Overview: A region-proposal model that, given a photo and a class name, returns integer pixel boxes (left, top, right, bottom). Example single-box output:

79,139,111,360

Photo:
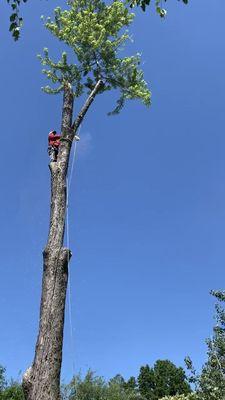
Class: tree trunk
23,84,74,400
22,80,102,400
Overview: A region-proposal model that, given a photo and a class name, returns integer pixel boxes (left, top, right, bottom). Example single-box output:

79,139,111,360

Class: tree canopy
61,367,191,400
6,0,189,40
138,360,191,400
38,0,151,115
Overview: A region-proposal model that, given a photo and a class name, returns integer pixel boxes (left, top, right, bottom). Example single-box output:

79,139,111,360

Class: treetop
38,0,151,114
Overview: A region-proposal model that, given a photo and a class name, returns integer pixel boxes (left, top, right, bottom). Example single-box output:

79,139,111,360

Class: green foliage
0,383,24,400
62,366,191,400
138,361,191,400
38,0,151,114
124,377,137,392
66,370,106,400
6,0,27,40
0,366,24,400
160,395,198,400
198,291,225,400
62,369,141,400
128,0,188,14
185,290,225,400
0,366,6,393
6,0,188,41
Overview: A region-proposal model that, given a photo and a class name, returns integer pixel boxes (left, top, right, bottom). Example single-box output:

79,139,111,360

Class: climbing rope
66,125,81,377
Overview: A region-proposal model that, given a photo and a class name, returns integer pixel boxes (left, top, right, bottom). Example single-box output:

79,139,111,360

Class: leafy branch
7,0,28,40
128,0,188,15
38,0,151,115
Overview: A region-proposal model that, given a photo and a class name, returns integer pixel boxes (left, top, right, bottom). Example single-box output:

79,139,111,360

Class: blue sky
1,0,225,384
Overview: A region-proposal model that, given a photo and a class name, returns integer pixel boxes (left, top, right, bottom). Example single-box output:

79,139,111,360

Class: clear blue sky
1,0,225,384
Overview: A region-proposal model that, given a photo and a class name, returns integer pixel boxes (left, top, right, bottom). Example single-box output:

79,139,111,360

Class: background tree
22,1,150,399
0,366,24,400
138,361,191,400
0,367,6,395
63,370,107,400
124,377,137,392
0,383,24,400
185,290,225,400
62,370,140,400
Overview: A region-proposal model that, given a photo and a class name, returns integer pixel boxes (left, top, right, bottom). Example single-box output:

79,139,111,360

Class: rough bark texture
22,81,102,400
22,83,74,400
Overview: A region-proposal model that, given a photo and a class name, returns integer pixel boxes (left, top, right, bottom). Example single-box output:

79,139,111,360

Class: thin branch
71,79,103,133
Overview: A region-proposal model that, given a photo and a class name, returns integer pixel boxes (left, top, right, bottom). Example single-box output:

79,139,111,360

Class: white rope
66,185,76,376
66,125,82,377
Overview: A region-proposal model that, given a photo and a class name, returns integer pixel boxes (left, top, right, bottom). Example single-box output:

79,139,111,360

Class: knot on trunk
60,247,72,265
43,247,72,264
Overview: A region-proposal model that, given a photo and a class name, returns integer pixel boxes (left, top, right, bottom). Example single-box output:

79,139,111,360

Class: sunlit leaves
39,0,151,114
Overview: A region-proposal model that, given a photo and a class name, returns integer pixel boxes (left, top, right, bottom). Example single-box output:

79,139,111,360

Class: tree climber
48,130,61,162
48,130,80,162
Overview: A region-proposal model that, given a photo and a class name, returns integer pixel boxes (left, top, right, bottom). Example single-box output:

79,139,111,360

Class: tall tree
22,1,150,399
138,361,191,400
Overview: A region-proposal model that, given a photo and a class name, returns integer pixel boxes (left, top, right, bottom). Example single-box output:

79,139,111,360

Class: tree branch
71,79,103,133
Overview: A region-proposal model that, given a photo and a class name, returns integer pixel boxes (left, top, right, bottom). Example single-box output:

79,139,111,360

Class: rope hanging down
66,124,81,376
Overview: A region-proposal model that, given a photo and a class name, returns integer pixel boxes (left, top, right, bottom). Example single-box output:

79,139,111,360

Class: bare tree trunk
22,80,102,400
23,84,74,400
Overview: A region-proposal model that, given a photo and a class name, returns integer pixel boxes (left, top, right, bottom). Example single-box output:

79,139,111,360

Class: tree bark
22,83,74,400
22,80,102,400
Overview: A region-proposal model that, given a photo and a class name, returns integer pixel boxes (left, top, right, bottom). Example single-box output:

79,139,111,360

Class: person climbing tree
48,130,61,162
48,130,80,162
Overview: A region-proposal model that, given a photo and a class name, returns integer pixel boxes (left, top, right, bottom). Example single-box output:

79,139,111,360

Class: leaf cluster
128,0,188,15
38,0,151,114
6,0,27,40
